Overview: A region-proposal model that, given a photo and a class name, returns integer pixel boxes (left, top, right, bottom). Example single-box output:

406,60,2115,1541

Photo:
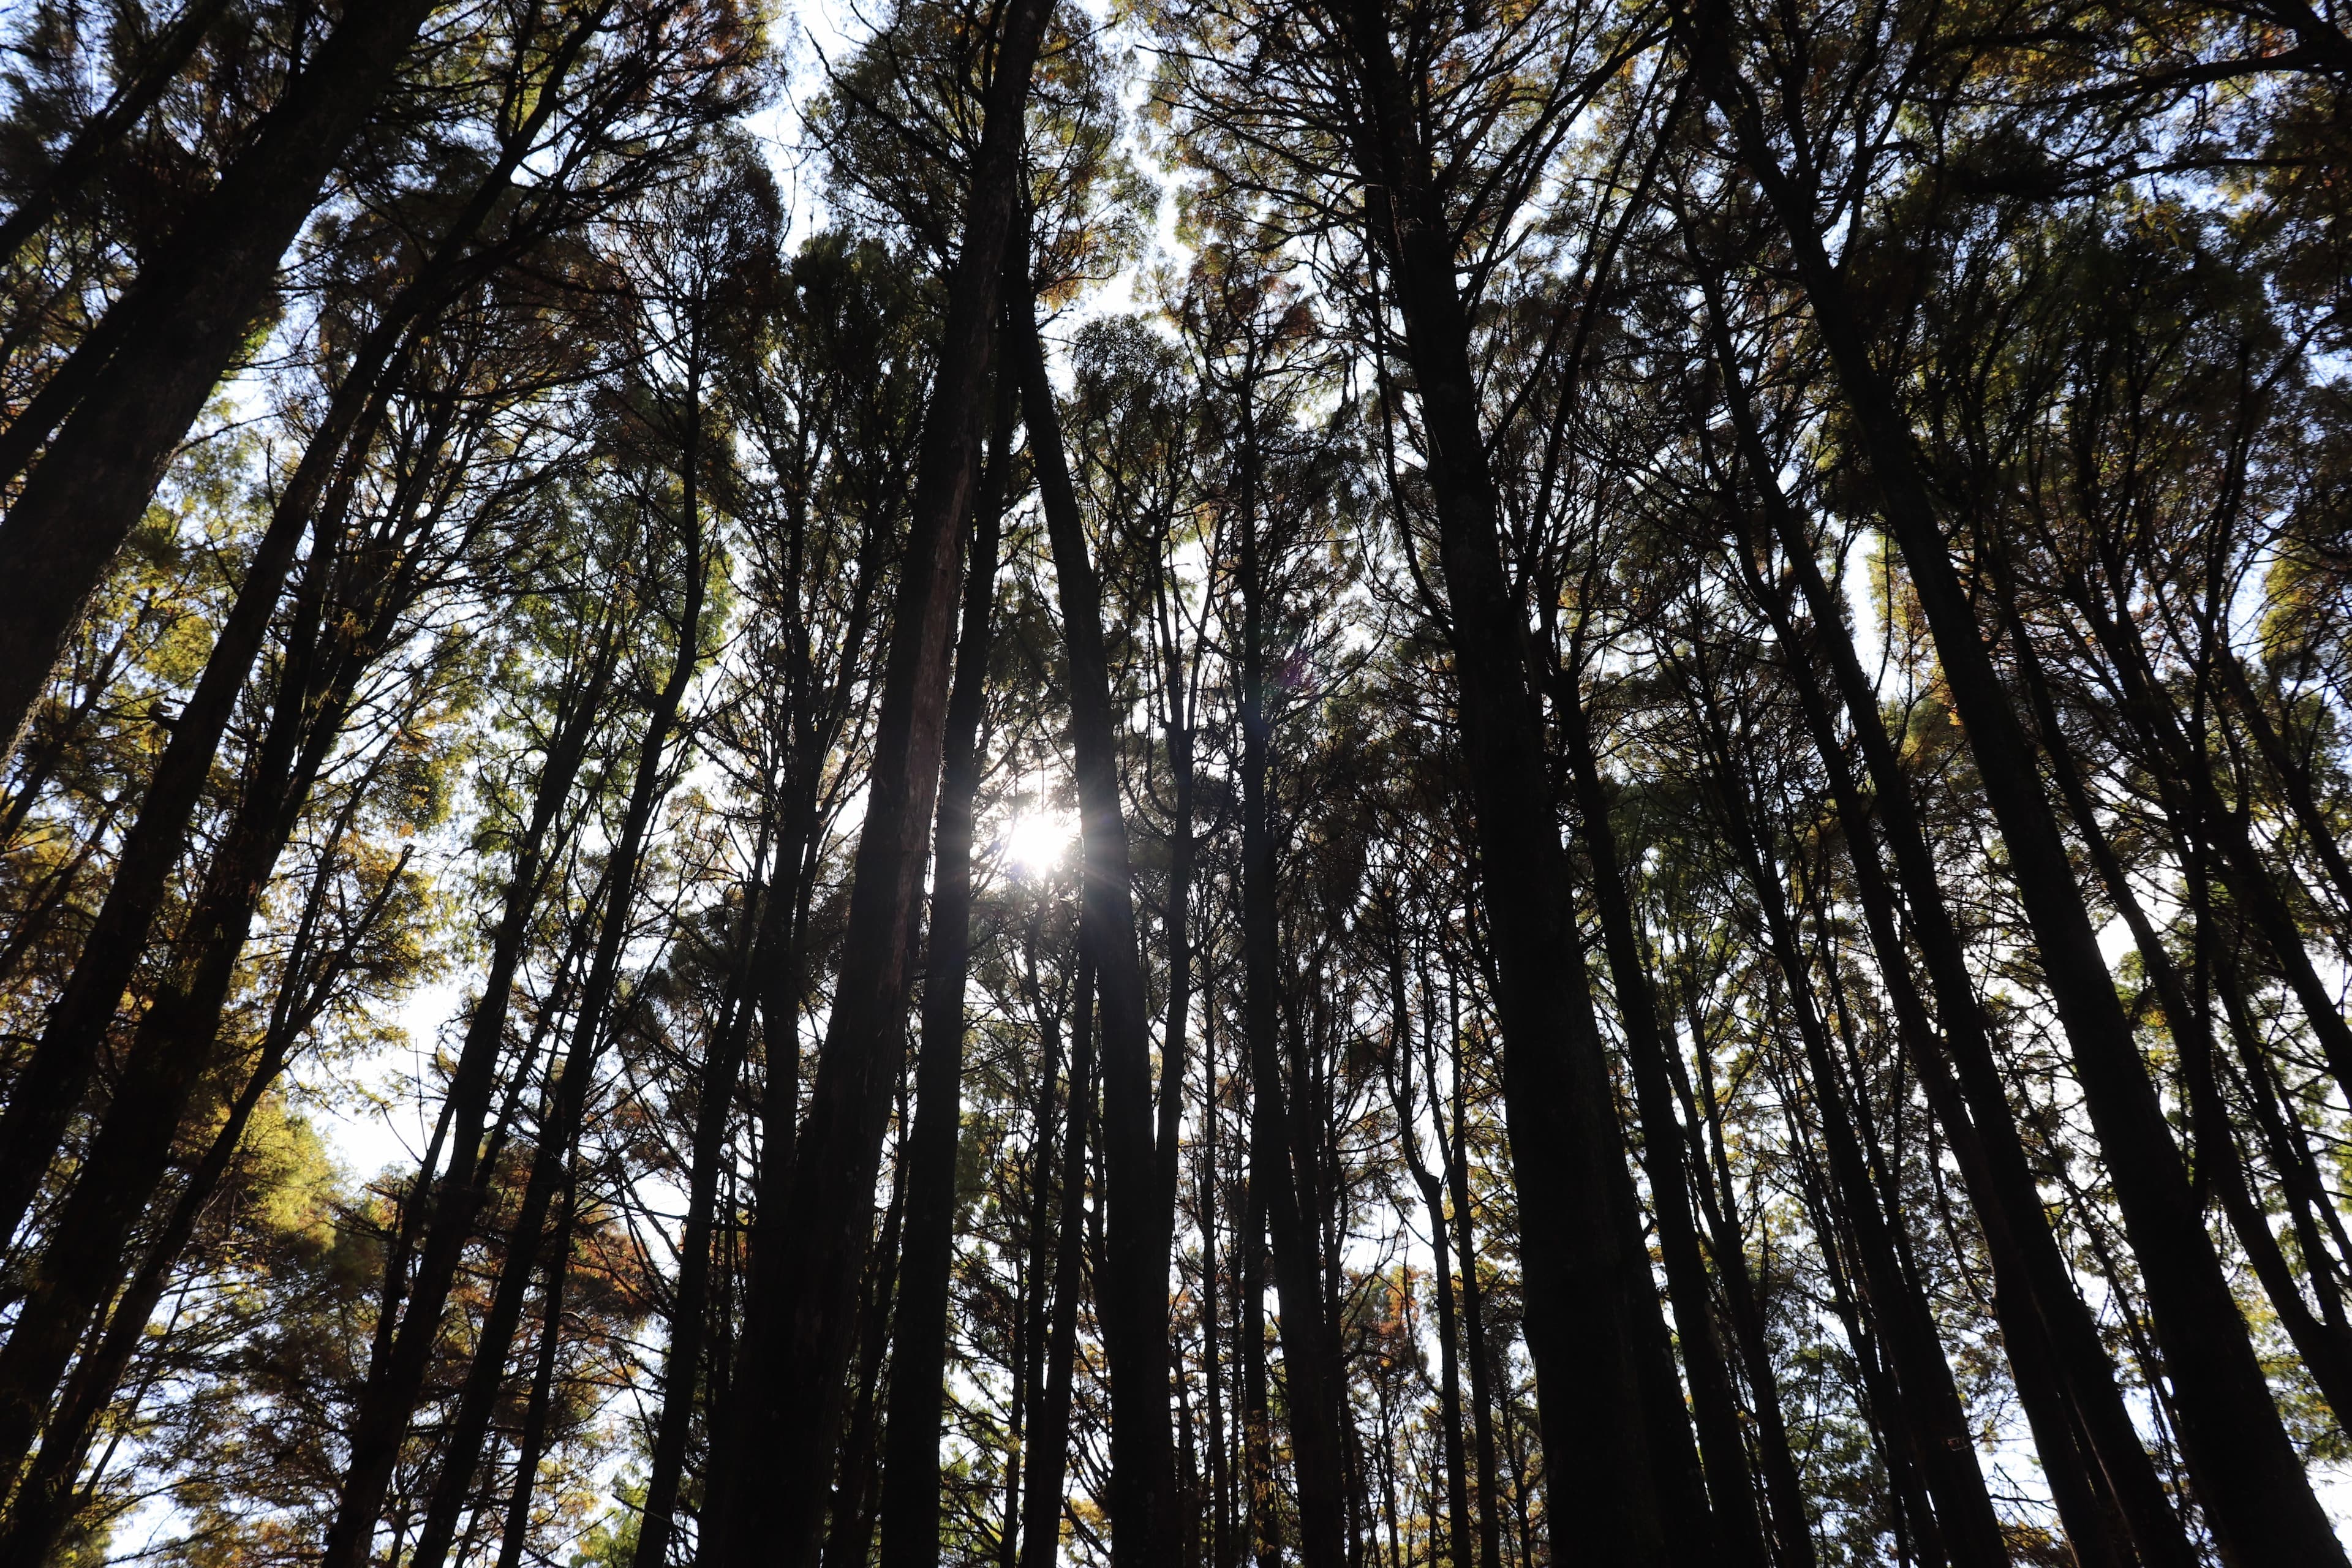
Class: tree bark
401,466,705,1568
1551,684,1772,1568
1689,235,2188,1568
1704,738,2009,1567
0,7,610,1248
632,827,773,1568
318,628,617,1568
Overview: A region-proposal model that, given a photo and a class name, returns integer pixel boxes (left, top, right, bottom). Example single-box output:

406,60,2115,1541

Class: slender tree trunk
1688,47,2342,1555
704,10,1052,1561
999,919,1075,1568
1017,268,1178,1568
0,374,393,1257
1018,953,1095,1568
401,477,705,1568
632,824,774,1568
1325,7,1714,1558
0,486,440,1479
1695,61,2342,1549
0,7,606,1242
0,842,405,1561
1200,970,1235,1568
318,635,616,1568
1221,387,1348,1568
1664,988,1817,1568
490,1171,578,1568
1241,1152,1276,1568
0,0,438,755
1994,580,2352,1425
875,371,1014,1568
1382,935,1473,1568
1706,744,2008,1567
1411,966,1504,1568
1690,241,2184,1568
1551,684,1771,1568
821,1129,911,1568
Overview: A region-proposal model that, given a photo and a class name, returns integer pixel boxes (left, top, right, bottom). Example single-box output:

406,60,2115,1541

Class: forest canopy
1,1,2350,1567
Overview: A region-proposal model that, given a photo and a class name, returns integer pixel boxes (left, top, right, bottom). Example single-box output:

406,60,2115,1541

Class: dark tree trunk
702,9,1052,1561
0,458,451,1479
1994,579,2352,1426
0,368,396,1261
1018,954,1095,1568
1241,1155,1277,1568
632,828,774,1568
400,475,706,1568
1434,992,1504,1568
1381,933,1473,1568
1691,244,2187,1568
1016,271,1179,1568
318,631,616,1568
1705,740,2009,1567
1324,7,1715,1561
998,919,1076,1568
490,1172,578,1568
1698,74,2343,1551
1223,375,1349,1568
0,844,404,1568
1664,987,1817,1568
1551,685,1771,1568
874,370,1014,1568
0,0,437,755
820,1131,911,1568
0,10,608,1249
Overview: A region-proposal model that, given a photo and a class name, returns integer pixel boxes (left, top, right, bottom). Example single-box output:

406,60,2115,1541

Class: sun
1001,809,1078,876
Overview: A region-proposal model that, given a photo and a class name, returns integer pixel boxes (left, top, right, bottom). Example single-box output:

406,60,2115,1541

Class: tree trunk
0,0,437,755
1381,933,1473,1568
875,369,1014,1568
1706,742,2009,1567
1325,7,1714,1560
702,9,1052,1561
0,840,404,1562
1223,368,1349,1568
1664,985,1817,1568
820,1129,911,1568
401,470,705,1568
1700,68,2343,1551
1690,241,2187,1568
1018,952,1095,1568
318,630,616,1568
632,827,774,1568
0,9,608,1245
1434,990,1504,1568
1552,684,1771,1568
490,1170,578,1568
0,467,448,1482
1017,270,1179,1568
